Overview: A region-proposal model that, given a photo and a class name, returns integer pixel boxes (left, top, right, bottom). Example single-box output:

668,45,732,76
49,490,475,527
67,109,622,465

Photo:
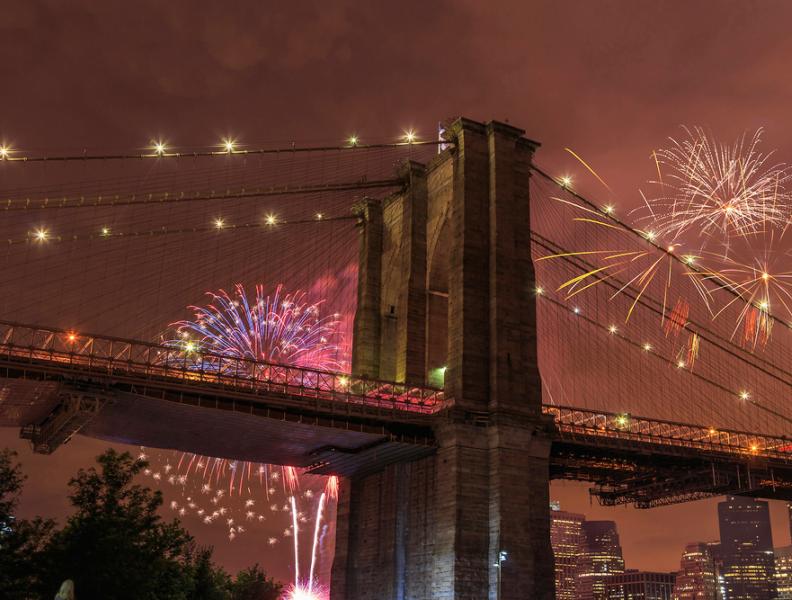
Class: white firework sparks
641,127,792,242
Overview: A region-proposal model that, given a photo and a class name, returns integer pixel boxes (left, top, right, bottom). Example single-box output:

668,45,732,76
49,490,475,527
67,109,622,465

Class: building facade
788,503,792,541
717,496,777,600
671,542,721,600
605,571,676,600
777,545,792,600
579,520,626,600
550,503,587,599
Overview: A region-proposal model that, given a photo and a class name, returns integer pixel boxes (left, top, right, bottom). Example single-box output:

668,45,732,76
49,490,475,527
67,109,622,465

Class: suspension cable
0,139,449,163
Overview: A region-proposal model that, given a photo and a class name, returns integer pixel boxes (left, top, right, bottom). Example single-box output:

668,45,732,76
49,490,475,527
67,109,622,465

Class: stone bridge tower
331,118,555,600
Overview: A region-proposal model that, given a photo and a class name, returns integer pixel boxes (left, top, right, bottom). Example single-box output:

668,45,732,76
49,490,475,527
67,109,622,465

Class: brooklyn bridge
1,117,790,599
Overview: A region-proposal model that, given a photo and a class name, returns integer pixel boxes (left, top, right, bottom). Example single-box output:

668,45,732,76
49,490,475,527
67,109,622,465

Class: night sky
2,0,792,583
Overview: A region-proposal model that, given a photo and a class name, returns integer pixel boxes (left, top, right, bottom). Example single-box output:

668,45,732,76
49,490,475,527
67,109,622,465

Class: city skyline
551,498,792,600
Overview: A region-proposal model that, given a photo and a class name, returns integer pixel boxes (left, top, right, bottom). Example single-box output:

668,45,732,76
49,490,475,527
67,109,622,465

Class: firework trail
142,446,341,590
291,495,300,584
324,475,339,501
686,238,792,347
536,197,689,324
308,492,327,591
282,490,331,600
282,485,336,598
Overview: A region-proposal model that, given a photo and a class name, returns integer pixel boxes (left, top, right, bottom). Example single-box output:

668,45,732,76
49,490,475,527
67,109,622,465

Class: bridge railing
0,320,443,414
545,405,792,463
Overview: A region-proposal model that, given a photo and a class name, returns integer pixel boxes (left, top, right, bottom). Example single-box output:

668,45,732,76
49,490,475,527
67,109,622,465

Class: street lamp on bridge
494,549,508,600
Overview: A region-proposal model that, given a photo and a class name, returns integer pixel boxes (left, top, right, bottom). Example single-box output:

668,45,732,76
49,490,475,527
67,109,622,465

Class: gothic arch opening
426,214,449,387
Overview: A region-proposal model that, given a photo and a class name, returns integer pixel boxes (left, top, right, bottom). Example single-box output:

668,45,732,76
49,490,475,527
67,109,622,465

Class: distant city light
560,175,573,188
153,141,167,155
403,130,417,143
348,135,359,146
214,218,225,229
101,227,110,236
33,228,49,242
739,390,750,400
222,138,236,153
0,145,10,159
265,214,277,226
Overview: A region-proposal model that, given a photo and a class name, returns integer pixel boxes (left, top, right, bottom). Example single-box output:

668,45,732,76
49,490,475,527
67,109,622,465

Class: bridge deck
1,320,790,500
0,320,442,423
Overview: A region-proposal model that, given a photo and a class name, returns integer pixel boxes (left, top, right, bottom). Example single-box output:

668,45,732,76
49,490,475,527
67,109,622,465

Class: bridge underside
2,362,790,505
552,438,792,506
0,374,434,478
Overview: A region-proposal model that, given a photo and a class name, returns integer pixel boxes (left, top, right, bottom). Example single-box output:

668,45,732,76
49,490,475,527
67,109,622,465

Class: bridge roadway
0,320,790,506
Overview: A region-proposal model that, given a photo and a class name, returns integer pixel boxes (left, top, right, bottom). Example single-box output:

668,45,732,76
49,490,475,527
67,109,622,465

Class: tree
1,447,285,599
230,565,282,600
37,449,195,600
0,449,55,600
0,448,24,527
187,545,232,600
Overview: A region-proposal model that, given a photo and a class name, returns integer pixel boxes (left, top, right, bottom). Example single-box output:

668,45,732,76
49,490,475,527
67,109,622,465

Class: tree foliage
187,545,232,600
230,565,282,600
36,449,194,599
0,448,24,525
0,449,55,600
0,447,283,600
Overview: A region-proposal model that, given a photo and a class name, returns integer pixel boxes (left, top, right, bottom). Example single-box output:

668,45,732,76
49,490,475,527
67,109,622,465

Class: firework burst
283,582,328,600
642,126,792,243
164,283,343,374
687,241,792,347
536,197,689,324
542,128,792,343
156,283,341,498
147,283,343,566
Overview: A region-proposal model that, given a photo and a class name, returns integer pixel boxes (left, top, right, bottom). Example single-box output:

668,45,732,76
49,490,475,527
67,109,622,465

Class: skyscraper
717,496,777,600
777,545,792,600
550,502,586,599
702,542,727,600
671,542,720,600
579,520,626,600
788,503,792,541
605,570,676,600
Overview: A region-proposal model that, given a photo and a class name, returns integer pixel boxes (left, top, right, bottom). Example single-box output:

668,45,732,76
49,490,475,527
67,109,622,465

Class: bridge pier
332,118,555,599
